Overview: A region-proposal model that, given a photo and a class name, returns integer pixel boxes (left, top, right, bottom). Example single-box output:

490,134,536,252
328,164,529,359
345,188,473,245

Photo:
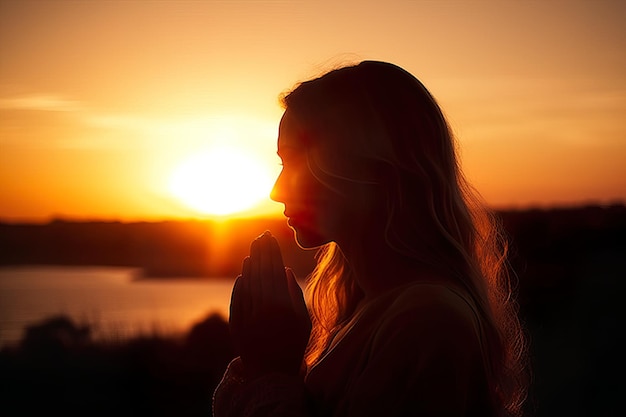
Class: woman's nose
270,171,284,203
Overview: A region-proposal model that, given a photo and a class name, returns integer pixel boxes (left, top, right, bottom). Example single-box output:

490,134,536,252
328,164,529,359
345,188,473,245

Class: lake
0,266,235,348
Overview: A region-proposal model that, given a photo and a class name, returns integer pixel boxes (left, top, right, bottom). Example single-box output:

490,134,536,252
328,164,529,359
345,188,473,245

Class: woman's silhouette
213,61,527,416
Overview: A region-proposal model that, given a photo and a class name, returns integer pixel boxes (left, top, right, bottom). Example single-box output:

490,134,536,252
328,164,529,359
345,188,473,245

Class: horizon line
1,200,624,225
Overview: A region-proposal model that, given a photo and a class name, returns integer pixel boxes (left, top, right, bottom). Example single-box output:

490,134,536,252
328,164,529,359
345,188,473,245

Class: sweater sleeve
340,287,489,417
212,357,312,417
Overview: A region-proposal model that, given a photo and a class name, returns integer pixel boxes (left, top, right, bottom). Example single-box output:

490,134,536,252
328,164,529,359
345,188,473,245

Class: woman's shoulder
373,281,484,347
393,281,478,313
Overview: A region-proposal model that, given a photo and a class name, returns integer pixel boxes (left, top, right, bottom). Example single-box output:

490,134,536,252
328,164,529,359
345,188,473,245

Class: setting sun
0,0,624,223
168,146,276,216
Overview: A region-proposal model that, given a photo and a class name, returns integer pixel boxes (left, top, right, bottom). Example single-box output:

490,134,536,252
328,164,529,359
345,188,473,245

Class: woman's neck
338,238,445,300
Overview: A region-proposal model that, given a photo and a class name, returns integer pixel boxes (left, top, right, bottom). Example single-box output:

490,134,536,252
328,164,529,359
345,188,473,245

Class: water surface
0,266,234,347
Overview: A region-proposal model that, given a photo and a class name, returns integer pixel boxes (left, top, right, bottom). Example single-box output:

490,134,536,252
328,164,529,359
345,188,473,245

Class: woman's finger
248,234,264,311
241,255,251,278
258,232,274,295
229,275,243,324
239,256,254,314
255,231,281,308
229,274,246,351
269,234,288,297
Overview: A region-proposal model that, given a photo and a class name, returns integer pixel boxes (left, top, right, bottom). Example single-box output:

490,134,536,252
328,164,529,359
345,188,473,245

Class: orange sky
1,0,625,222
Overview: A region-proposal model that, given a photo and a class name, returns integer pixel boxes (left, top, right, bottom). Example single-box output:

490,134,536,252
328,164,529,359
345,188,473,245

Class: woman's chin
290,225,328,250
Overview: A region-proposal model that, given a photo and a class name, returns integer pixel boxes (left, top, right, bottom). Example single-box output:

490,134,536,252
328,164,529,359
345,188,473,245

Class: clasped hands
230,231,312,379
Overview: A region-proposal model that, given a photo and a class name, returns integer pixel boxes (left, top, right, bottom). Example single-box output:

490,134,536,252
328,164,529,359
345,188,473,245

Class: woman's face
270,110,375,249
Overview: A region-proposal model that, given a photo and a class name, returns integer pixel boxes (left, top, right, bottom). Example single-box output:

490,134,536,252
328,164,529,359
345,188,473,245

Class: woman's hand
229,231,312,379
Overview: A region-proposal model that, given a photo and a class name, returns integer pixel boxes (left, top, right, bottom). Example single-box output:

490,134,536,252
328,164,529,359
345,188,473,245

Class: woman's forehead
277,110,308,152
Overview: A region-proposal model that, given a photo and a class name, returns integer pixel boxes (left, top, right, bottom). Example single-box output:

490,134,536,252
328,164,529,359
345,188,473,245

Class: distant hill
0,217,317,279
0,205,624,286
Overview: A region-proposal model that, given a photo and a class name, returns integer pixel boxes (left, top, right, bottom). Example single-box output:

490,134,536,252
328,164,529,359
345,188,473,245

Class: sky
0,0,625,222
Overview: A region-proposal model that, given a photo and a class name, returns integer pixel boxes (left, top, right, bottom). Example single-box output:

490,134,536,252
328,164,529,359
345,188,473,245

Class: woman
213,61,527,416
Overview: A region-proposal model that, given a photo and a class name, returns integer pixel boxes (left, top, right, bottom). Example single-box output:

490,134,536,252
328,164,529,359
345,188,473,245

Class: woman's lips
285,213,300,222
285,211,310,225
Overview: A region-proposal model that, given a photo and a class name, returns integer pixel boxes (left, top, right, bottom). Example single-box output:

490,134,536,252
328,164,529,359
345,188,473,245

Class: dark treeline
1,204,623,282
0,204,625,416
0,217,317,279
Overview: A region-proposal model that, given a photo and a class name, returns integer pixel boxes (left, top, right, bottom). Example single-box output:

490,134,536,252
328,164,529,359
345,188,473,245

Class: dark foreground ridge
1,313,233,417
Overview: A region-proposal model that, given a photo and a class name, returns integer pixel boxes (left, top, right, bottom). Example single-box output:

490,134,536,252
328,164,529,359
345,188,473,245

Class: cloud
0,94,82,112
83,112,278,151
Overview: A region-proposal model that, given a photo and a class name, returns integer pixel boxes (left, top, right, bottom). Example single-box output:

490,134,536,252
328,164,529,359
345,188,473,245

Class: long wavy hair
280,61,527,416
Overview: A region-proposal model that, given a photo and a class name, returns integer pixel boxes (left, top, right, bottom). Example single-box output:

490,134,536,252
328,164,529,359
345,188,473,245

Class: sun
168,146,275,216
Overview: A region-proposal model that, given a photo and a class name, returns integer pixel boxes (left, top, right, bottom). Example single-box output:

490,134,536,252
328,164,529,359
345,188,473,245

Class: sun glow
168,146,275,216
